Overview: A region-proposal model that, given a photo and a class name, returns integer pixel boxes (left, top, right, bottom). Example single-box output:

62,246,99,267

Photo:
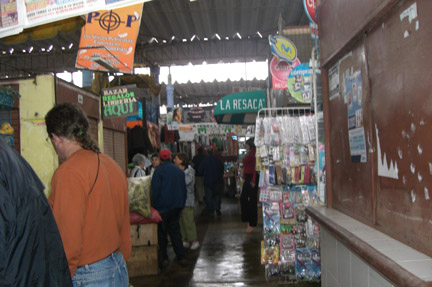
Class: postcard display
255,111,321,283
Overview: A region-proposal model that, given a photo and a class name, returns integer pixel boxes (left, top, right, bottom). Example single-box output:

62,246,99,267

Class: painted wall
19,74,58,196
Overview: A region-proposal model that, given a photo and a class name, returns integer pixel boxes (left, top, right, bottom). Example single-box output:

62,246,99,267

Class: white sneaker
190,241,200,250
183,241,190,248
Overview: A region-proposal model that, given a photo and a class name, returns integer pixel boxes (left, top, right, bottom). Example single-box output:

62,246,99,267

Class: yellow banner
75,3,143,74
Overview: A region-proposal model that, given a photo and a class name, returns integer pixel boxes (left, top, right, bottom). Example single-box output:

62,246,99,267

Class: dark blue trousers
158,208,187,261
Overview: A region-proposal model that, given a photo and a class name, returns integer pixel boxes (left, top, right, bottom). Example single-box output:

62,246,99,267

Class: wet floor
129,196,320,287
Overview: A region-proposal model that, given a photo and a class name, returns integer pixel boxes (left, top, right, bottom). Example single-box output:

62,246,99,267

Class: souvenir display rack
255,107,322,284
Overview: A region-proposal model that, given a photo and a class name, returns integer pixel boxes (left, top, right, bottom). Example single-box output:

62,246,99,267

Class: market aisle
188,196,267,287
129,196,320,287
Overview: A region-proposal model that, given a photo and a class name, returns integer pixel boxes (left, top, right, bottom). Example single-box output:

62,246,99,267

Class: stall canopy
213,90,266,125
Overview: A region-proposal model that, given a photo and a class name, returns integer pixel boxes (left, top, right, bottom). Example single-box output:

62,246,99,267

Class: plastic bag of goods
128,176,152,218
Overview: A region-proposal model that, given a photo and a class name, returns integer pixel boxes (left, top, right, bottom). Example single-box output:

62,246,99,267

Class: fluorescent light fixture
91,56,119,72
257,31,263,38
9,48,13,54
69,43,73,49
28,46,33,53
47,45,53,52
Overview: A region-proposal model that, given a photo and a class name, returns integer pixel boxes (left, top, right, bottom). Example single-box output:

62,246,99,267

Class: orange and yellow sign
75,3,143,74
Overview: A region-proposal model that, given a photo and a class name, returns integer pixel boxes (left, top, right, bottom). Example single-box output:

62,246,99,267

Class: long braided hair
45,103,100,153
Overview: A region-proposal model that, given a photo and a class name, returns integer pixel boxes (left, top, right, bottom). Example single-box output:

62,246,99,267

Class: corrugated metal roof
0,0,310,75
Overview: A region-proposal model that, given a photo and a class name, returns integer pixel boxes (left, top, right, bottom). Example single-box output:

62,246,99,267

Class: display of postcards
289,146,300,167
258,170,266,189
280,233,296,251
261,241,279,265
295,206,307,222
255,157,264,171
294,230,307,249
295,249,314,281
259,187,283,203
263,202,281,234
278,262,296,280
262,156,270,166
263,117,272,146
308,144,316,162
307,116,316,143
306,216,320,237
265,265,284,281
268,152,274,164
276,166,283,185
301,188,310,206
300,116,311,144
292,223,306,235
264,233,280,247
280,201,295,224
259,145,268,157
268,165,276,184
280,224,294,234
299,145,309,165
311,249,321,280
283,145,290,167
255,117,265,146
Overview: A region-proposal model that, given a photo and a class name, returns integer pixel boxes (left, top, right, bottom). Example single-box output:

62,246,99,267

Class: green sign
102,86,139,118
213,90,266,115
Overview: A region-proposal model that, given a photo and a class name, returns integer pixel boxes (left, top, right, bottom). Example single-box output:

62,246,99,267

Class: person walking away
45,103,131,286
240,138,258,233
192,147,206,204
151,149,188,267
130,153,147,177
146,152,160,176
0,137,72,287
174,152,200,250
199,148,224,217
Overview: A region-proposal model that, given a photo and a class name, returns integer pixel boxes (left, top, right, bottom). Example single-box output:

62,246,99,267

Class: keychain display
257,110,322,284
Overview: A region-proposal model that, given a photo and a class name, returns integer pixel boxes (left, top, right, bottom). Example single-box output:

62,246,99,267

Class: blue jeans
72,252,128,287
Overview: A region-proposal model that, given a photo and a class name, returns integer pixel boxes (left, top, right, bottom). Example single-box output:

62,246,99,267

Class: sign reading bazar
102,86,139,118
213,90,266,116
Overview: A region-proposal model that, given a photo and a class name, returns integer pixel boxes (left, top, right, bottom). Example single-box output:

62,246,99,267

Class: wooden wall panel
321,0,432,255
327,42,375,225
319,0,395,66
366,0,432,255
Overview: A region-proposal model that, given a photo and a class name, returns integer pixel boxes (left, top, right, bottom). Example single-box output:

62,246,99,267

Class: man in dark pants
151,149,188,267
199,148,224,217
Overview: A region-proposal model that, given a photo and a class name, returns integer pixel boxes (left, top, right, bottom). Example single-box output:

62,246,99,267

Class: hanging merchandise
0,86,20,147
257,107,323,284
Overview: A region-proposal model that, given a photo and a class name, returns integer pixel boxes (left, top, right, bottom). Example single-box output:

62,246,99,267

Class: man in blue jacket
151,149,187,267
0,137,72,286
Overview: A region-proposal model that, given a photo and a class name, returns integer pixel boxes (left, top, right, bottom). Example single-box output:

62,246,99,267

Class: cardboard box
127,245,158,277
130,223,158,246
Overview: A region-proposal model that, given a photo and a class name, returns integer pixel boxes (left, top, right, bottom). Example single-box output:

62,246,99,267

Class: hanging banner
268,35,297,64
303,0,318,24
213,90,266,115
287,63,312,103
102,86,139,118
0,0,152,38
182,106,216,124
270,56,301,90
75,3,143,74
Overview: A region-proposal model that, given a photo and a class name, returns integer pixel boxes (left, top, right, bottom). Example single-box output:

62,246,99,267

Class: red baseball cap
159,149,171,160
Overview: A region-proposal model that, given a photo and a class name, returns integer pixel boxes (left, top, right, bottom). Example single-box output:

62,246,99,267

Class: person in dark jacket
151,149,187,267
0,137,72,287
199,148,224,217
192,146,206,203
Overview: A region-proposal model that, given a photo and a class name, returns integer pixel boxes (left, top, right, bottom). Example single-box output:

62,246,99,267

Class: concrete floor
129,196,320,287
